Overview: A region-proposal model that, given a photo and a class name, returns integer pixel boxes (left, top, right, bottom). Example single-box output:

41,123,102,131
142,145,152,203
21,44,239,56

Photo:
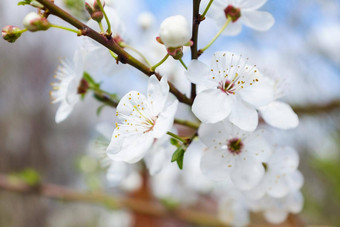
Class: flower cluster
3,0,306,226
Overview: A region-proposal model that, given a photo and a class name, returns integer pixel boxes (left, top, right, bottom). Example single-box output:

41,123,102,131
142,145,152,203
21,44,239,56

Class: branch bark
36,0,192,105
190,0,202,100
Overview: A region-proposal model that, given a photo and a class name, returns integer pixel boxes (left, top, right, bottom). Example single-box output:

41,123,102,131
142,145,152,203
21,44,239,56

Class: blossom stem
96,0,111,35
179,58,188,70
201,0,214,19
50,24,80,34
174,119,199,129
199,16,232,54
109,50,118,60
167,131,187,144
98,21,104,33
151,54,169,71
120,42,152,67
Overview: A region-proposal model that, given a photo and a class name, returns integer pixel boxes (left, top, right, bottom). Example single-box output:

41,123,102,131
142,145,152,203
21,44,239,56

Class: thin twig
35,0,192,105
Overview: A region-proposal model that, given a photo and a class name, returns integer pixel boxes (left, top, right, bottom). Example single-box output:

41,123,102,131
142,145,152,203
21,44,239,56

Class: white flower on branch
187,51,274,131
258,78,299,129
23,12,50,32
158,15,192,48
246,146,304,200
199,121,272,190
106,75,178,163
250,191,304,224
206,0,275,36
50,51,85,123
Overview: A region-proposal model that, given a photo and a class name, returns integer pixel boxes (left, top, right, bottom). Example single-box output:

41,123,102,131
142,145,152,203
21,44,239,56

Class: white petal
264,209,288,224
200,148,234,181
239,0,267,10
286,170,304,191
198,122,228,147
107,133,154,163
55,102,73,123
241,10,275,31
153,98,178,138
267,175,289,198
116,91,147,118
287,191,304,213
192,89,233,123
270,146,299,174
222,21,242,36
144,138,170,175
229,99,258,131
231,158,265,190
186,60,217,88
258,101,299,129
106,161,128,187
147,75,169,115
239,75,274,107
242,135,272,162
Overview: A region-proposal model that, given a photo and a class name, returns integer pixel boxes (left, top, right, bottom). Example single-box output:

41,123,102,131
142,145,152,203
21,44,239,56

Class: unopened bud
23,12,50,32
167,47,183,60
224,5,241,22
85,0,105,22
2,26,23,43
159,15,191,48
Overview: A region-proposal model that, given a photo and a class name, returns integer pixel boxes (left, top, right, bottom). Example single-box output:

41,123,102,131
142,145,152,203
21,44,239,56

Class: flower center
227,138,243,154
224,5,241,22
219,79,236,94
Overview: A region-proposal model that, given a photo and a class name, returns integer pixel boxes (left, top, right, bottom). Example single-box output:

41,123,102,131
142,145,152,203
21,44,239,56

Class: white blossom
246,146,304,200
206,0,275,36
23,12,50,32
50,50,85,123
199,121,272,190
187,51,274,131
250,191,304,224
159,15,191,48
258,77,299,129
106,75,178,163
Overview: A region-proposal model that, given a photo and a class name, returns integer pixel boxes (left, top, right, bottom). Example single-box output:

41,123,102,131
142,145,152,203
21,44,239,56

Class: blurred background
0,0,340,226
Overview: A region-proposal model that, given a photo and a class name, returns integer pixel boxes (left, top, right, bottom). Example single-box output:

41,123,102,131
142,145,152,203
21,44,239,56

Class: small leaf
171,147,185,169
96,104,106,116
18,0,32,6
176,151,185,169
83,71,96,86
171,147,183,162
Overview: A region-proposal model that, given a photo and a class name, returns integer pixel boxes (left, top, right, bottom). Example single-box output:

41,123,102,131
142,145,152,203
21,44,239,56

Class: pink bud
2,25,23,43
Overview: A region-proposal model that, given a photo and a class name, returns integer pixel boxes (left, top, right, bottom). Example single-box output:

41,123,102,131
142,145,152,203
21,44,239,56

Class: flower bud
2,26,23,43
138,12,155,30
159,15,191,48
85,0,105,22
23,12,50,32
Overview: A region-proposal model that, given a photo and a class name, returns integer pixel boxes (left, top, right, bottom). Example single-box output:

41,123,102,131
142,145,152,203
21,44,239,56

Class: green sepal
170,138,180,147
96,104,106,116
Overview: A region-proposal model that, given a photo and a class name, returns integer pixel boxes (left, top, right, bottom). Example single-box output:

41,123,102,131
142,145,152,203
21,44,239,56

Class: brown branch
35,0,192,105
292,100,340,115
190,0,202,100
0,174,226,226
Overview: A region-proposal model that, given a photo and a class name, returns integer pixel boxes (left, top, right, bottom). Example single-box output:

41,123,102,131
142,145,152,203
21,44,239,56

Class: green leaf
96,104,106,116
83,71,98,87
171,147,185,169
18,0,32,6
